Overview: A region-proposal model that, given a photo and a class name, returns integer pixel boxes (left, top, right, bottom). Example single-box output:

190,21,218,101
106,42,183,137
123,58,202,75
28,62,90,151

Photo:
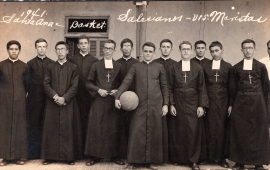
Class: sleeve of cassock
168,65,175,105
43,64,58,99
24,64,30,93
62,66,79,103
261,64,270,121
115,65,136,100
229,66,238,106
197,67,209,108
159,65,169,106
85,63,99,98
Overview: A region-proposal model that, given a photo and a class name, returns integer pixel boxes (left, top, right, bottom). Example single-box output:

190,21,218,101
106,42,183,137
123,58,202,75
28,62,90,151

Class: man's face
55,44,68,61
180,44,192,61
143,46,155,61
210,46,223,61
160,42,173,57
8,44,20,60
241,43,255,59
77,38,89,53
36,42,47,57
103,43,115,59
267,43,270,57
195,44,206,58
121,42,133,58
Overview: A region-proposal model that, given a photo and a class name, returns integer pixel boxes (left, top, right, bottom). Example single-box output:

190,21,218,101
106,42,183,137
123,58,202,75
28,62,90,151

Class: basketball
119,91,139,111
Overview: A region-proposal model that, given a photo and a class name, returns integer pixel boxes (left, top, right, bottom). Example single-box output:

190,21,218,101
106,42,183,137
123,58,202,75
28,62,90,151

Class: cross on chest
106,71,111,82
214,72,219,82
183,72,188,83
248,71,253,84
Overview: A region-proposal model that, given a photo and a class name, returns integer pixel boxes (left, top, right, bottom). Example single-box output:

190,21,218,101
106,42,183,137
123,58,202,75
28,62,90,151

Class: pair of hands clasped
115,100,169,116
98,89,118,97
53,94,66,106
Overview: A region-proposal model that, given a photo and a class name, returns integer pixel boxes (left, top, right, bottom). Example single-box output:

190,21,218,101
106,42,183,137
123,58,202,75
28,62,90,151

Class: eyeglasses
104,47,114,52
181,48,191,52
268,47,270,50
56,48,67,52
242,47,254,51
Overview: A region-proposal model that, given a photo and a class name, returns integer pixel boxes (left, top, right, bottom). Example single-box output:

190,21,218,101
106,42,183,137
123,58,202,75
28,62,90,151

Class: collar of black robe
57,60,67,66
122,56,132,61
8,57,19,63
196,56,205,61
161,56,170,60
80,51,89,57
143,59,153,64
37,55,46,60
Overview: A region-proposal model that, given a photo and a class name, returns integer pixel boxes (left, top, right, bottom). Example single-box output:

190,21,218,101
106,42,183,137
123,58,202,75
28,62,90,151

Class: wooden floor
0,159,270,170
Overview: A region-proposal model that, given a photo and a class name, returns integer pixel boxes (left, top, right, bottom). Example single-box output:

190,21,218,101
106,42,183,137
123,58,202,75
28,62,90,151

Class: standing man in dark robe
0,40,29,166
168,41,209,170
68,35,98,151
153,39,177,163
115,42,169,170
229,39,269,170
116,38,139,160
203,41,232,168
42,41,82,165
84,39,124,166
27,38,54,160
191,40,211,68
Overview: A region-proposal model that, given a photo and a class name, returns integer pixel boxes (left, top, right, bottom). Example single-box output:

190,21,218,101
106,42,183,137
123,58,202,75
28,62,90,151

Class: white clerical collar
38,56,46,60
243,58,253,70
212,59,221,70
144,60,153,64
161,56,170,60
58,60,67,65
122,56,131,61
9,58,19,63
196,56,205,61
182,60,190,71
80,52,89,57
104,59,113,69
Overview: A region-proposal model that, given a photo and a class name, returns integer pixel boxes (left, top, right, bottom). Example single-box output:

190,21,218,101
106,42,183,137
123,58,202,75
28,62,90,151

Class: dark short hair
120,38,133,48
209,41,223,50
179,41,192,50
7,40,21,50
194,40,206,49
35,38,47,48
160,39,173,48
104,39,116,49
142,42,156,52
77,34,89,44
55,41,69,50
241,39,256,49
267,40,270,47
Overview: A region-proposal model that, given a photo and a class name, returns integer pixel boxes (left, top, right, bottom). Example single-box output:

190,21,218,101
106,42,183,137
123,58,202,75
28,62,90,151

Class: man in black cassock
191,40,211,68
84,39,124,166
115,42,169,170
42,41,82,165
203,41,232,168
116,38,139,160
68,35,98,150
27,38,54,160
168,41,209,170
0,40,28,166
153,39,177,163
229,39,269,170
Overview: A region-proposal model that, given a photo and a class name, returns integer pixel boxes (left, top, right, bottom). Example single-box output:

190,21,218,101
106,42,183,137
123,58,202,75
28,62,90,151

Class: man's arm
62,66,79,103
43,64,58,99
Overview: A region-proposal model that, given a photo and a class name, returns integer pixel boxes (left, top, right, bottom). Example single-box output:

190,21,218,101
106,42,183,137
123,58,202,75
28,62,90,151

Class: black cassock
168,60,209,164
203,59,232,161
0,59,28,160
115,61,169,164
68,53,98,148
191,57,211,69
27,56,54,159
84,59,123,158
229,59,269,165
116,57,139,159
42,61,82,161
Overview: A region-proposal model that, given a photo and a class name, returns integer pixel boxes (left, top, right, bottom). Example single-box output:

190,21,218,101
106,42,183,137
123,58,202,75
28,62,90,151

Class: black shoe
15,159,26,165
219,160,229,168
255,165,264,170
67,161,75,165
0,160,9,166
43,160,52,165
111,158,125,165
147,164,158,170
232,163,244,170
86,157,100,166
125,163,136,169
191,163,200,170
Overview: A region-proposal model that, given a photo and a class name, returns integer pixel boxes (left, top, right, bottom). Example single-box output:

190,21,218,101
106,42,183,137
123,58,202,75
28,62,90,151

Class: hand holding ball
119,91,139,111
